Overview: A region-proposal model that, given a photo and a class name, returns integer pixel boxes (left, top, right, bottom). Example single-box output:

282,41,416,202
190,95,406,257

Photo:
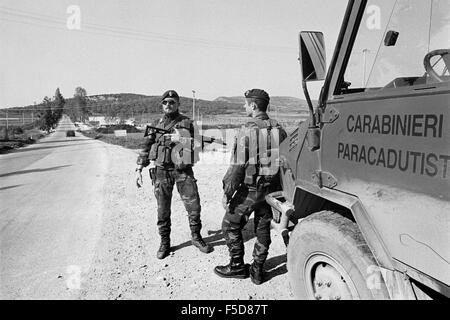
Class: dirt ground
79,144,294,300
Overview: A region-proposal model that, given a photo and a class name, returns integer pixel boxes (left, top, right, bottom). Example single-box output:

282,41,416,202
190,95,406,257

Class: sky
0,0,348,108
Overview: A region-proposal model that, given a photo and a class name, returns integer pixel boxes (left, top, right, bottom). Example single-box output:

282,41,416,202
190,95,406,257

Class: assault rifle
144,125,227,146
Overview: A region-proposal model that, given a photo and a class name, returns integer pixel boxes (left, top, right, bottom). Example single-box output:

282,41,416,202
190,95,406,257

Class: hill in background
85,94,311,122
1,93,311,129
215,96,312,114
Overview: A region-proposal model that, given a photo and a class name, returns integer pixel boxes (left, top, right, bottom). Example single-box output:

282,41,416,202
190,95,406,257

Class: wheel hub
304,253,360,300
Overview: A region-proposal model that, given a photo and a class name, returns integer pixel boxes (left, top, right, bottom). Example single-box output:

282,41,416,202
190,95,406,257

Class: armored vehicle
266,0,449,299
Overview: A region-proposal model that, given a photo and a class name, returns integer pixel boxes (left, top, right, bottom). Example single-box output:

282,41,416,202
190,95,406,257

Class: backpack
243,118,284,188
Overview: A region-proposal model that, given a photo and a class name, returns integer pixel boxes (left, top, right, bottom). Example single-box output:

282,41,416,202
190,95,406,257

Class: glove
148,160,156,185
136,169,143,188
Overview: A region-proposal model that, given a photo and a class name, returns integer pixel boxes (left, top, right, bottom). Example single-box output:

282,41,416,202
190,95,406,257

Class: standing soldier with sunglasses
135,90,212,259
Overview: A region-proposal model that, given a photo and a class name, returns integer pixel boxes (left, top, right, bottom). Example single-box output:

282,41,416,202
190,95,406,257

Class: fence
132,112,308,135
0,110,40,140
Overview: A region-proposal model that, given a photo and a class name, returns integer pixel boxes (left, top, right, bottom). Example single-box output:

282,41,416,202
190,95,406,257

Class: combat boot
156,238,171,260
214,257,249,279
250,261,265,285
191,232,213,253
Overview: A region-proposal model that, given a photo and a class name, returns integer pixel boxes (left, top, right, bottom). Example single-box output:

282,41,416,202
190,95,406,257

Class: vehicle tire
287,210,390,300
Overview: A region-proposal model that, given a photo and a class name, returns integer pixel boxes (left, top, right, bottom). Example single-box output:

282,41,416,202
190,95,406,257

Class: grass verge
0,128,46,154
81,130,144,149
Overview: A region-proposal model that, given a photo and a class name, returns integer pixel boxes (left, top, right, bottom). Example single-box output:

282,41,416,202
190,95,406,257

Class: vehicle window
341,0,450,94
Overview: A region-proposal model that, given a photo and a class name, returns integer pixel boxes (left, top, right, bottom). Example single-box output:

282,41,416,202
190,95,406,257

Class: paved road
0,116,293,300
0,116,109,299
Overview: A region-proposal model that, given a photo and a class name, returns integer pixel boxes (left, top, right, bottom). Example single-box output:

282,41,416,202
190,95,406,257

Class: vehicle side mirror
299,31,326,81
384,30,399,46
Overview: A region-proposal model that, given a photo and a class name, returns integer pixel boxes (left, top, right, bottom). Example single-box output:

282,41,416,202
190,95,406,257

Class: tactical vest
148,114,197,169
243,118,283,188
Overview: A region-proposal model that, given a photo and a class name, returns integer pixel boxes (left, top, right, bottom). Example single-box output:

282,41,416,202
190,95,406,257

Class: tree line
34,86,90,132
85,96,243,121
37,88,65,133
2,88,244,131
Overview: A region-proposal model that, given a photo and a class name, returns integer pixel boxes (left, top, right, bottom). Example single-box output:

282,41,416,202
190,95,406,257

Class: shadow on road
264,254,288,281
0,184,24,191
171,219,257,252
171,217,288,281
0,145,108,161
0,165,72,178
4,142,96,154
36,139,89,144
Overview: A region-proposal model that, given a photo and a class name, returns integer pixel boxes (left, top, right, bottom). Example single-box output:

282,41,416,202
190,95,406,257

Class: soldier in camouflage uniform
214,89,287,285
135,90,212,259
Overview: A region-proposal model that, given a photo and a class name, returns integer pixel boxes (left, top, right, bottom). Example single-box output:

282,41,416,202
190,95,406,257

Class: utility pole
192,90,196,121
33,102,36,124
362,48,370,87
5,109,9,140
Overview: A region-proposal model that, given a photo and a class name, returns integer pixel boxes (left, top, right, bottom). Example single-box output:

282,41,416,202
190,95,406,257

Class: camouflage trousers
151,166,202,239
222,185,273,264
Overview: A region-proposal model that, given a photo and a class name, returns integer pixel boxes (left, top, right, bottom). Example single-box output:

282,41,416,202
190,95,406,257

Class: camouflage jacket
136,111,199,170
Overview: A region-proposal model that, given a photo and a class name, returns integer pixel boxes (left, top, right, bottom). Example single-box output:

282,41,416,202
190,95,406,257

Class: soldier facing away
135,90,212,259
214,89,287,285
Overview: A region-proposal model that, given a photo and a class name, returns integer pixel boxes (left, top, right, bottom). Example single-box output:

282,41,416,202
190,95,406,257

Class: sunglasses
162,100,177,106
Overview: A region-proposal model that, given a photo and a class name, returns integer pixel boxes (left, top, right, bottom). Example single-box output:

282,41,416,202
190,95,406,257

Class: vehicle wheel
287,210,389,300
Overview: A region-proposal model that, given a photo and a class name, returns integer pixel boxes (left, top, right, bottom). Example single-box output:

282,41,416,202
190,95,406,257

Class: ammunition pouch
149,144,158,161
156,144,172,165
244,163,257,186
149,134,175,167
244,165,280,191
